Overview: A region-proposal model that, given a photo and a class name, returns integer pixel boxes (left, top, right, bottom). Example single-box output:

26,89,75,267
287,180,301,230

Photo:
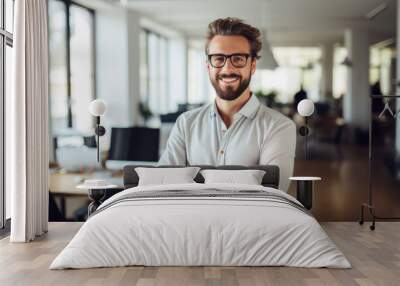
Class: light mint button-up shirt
158,95,296,191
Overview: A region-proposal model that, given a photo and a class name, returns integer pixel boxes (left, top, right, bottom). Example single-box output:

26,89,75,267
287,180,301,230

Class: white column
343,28,370,130
320,42,334,102
97,7,132,127
96,7,141,149
127,10,141,126
396,0,400,155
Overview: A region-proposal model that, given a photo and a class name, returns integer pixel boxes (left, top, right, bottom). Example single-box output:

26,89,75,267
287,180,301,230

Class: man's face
207,35,256,101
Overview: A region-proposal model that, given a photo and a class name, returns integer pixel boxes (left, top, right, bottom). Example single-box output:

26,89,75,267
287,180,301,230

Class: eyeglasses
208,53,251,68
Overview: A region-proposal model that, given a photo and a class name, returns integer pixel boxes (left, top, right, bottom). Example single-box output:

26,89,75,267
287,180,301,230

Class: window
48,0,95,135
141,29,190,115
188,47,214,104
333,46,347,99
140,30,170,114
370,46,395,95
1,0,14,230
251,47,322,103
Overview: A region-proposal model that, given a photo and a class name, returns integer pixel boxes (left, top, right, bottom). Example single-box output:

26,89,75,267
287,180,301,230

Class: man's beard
210,72,251,101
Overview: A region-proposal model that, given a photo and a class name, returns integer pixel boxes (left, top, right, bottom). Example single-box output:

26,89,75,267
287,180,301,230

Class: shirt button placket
218,149,225,164
219,129,227,164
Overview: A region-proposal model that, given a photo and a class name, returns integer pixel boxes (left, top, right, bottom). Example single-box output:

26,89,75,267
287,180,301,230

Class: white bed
50,183,351,269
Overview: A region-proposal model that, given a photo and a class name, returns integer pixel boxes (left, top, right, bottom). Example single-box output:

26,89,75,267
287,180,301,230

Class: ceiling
122,0,397,46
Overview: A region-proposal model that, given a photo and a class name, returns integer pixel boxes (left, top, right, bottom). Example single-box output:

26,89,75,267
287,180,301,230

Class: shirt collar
210,93,260,119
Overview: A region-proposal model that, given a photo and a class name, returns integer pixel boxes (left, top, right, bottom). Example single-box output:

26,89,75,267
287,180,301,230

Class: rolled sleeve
158,115,187,165
259,119,296,192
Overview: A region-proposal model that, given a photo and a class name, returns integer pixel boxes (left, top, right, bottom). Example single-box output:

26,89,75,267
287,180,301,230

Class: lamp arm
96,117,100,163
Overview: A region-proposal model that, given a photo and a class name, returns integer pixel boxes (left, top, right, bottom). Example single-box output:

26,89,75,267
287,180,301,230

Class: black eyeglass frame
207,53,252,68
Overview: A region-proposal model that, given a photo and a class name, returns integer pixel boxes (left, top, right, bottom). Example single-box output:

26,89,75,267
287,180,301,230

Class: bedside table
77,184,121,216
289,177,321,210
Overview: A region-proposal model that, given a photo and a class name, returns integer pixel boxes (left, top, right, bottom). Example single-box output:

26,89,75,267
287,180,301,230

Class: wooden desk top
49,171,123,196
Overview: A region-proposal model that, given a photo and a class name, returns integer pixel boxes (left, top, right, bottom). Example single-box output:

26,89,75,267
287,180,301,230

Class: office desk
105,160,158,171
49,171,123,218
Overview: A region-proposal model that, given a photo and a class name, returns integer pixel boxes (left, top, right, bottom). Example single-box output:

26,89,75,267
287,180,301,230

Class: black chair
160,111,183,123
48,192,66,222
108,127,160,161
83,135,97,148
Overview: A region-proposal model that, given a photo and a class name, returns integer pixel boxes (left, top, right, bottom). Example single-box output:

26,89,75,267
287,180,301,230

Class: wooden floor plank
0,222,400,286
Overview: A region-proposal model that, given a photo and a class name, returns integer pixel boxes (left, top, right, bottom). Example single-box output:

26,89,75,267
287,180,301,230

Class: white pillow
135,167,200,186
200,169,266,185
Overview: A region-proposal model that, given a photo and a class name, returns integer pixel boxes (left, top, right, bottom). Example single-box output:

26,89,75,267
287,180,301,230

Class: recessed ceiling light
365,2,387,20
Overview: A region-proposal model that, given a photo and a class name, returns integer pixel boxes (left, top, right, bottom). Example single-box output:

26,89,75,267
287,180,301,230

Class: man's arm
259,120,296,192
158,115,187,165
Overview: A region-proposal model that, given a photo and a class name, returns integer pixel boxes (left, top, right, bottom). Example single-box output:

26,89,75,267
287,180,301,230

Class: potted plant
255,90,278,107
139,102,153,125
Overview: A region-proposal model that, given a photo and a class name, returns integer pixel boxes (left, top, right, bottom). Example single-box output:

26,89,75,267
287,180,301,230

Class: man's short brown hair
205,17,262,60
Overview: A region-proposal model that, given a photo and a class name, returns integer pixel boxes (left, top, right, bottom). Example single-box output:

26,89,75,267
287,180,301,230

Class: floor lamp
297,99,315,160
89,99,107,163
290,99,321,210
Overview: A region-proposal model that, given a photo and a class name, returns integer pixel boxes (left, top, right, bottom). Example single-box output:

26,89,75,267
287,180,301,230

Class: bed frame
123,165,280,189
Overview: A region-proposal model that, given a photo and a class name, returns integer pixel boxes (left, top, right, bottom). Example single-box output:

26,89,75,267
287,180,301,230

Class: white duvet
50,183,351,269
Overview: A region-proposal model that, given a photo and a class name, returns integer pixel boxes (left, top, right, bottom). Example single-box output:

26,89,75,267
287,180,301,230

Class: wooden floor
289,144,400,221
1,222,399,286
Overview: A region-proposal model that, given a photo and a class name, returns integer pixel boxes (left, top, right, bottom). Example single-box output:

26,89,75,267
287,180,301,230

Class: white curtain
8,0,49,242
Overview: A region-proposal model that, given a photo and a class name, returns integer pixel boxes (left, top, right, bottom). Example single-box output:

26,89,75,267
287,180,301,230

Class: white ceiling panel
121,0,396,45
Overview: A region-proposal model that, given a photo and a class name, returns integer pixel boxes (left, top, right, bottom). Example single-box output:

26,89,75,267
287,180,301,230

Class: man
159,18,296,192
293,84,308,110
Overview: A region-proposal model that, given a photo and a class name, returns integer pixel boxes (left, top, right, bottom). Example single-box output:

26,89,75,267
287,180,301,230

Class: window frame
140,28,173,114
0,0,14,232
